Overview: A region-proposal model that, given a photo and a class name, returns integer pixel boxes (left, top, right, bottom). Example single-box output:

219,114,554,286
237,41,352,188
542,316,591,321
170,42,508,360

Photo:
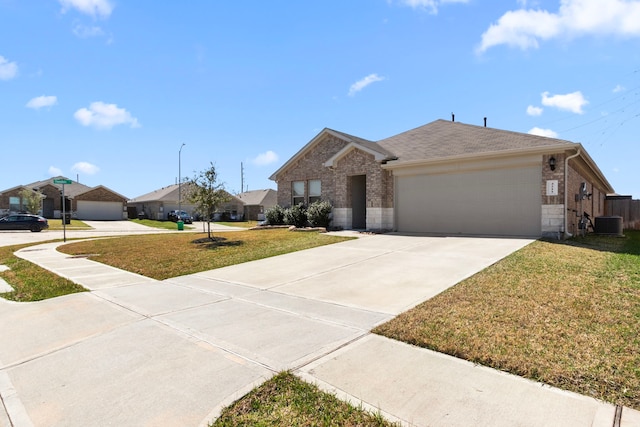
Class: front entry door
351,175,366,229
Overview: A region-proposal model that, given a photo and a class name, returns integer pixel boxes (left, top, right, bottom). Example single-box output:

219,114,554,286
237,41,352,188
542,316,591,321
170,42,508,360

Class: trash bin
177,220,184,230
63,213,71,225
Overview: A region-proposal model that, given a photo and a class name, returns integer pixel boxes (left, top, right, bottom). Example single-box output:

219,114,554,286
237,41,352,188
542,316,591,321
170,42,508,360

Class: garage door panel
396,167,541,237
76,201,123,221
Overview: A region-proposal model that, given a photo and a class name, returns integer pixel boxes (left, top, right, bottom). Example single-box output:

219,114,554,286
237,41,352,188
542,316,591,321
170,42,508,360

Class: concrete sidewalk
1,234,638,426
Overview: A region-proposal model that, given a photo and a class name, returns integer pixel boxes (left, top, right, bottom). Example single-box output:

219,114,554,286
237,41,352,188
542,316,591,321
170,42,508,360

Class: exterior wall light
549,156,556,171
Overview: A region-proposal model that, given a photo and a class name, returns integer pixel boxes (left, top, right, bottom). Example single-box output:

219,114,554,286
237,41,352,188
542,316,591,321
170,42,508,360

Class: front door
351,175,366,229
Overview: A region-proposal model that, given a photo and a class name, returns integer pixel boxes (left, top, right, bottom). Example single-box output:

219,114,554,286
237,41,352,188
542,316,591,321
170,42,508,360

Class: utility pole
179,143,186,226
240,162,244,194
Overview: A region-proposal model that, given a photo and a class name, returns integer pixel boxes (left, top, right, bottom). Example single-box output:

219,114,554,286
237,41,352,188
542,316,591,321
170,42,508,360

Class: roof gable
269,128,393,181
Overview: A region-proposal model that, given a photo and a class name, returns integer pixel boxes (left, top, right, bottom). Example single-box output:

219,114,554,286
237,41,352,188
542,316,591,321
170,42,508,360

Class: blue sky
1,0,639,198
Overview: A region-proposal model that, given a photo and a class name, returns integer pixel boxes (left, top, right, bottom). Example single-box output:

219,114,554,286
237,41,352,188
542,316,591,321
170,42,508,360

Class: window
292,181,305,205
9,197,20,212
308,180,321,204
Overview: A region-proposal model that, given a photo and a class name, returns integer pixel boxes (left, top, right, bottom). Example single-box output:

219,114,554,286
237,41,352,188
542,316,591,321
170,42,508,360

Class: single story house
128,184,248,221
128,183,198,220
0,177,128,220
237,189,277,220
269,119,614,238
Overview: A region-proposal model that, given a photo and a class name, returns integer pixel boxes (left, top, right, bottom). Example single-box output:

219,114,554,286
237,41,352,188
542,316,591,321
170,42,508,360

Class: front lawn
374,231,640,410
57,229,352,280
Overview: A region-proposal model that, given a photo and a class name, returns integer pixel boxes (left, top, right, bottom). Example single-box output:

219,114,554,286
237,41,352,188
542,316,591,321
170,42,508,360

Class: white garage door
76,201,123,220
396,166,541,237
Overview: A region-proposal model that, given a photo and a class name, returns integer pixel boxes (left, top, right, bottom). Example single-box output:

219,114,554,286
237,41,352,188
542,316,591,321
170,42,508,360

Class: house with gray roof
237,189,277,220
269,119,614,237
129,184,246,221
0,177,127,220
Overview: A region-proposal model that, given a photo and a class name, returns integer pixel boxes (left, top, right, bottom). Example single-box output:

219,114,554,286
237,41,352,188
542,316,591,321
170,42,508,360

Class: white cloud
528,127,558,138
527,105,543,116
477,0,640,53
71,161,100,175
251,150,279,166
73,24,105,38
59,0,114,18
26,95,58,110
48,166,63,176
0,55,18,80
348,74,385,97
74,102,140,130
397,0,469,14
613,84,625,93
541,91,588,114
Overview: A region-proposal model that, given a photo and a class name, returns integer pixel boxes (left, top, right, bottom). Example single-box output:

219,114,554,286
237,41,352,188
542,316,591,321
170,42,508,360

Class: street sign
54,179,72,184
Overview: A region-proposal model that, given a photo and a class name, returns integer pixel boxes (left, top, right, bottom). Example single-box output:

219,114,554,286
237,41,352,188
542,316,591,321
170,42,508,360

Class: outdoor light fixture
549,156,556,171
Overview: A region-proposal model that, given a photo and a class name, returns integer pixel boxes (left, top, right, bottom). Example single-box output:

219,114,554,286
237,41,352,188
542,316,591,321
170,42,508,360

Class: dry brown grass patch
374,233,640,409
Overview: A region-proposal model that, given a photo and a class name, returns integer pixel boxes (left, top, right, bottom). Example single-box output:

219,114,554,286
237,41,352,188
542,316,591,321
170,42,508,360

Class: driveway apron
3,233,632,426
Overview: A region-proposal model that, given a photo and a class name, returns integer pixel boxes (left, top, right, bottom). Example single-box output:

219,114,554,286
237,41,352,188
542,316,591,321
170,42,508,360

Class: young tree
19,188,42,215
186,163,230,239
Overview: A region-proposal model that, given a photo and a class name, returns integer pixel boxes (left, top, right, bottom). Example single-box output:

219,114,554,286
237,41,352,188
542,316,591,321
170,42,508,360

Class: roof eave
381,143,578,170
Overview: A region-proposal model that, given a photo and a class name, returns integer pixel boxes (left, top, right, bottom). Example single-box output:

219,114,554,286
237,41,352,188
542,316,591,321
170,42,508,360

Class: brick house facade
271,120,614,237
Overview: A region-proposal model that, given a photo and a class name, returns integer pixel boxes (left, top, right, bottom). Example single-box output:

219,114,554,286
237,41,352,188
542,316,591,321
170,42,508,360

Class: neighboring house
269,119,615,238
128,184,246,221
128,183,197,220
216,192,245,221
237,189,277,220
0,177,128,220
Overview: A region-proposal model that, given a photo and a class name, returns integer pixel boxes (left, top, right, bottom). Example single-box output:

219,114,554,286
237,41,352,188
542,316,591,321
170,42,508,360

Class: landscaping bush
265,205,285,225
306,200,332,227
284,203,308,228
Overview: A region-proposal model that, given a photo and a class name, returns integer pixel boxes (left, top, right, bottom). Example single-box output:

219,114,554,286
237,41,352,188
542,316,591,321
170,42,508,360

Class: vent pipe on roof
484,117,487,127
451,113,455,122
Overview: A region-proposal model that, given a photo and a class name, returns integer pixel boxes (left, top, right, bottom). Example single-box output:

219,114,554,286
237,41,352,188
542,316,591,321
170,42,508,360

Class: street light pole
179,143,186,221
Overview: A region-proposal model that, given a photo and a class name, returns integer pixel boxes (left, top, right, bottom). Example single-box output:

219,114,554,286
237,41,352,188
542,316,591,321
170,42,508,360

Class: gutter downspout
564,149,581,238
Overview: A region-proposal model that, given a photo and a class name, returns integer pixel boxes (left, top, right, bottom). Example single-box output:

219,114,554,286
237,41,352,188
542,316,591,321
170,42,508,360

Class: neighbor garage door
396,166,541,237
76,201,123,220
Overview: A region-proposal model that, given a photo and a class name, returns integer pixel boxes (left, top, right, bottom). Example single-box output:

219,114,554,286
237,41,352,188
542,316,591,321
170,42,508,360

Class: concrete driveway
4,232,632,426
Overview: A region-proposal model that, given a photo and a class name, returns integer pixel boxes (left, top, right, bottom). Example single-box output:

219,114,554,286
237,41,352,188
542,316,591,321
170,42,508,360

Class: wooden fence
605,197,640,230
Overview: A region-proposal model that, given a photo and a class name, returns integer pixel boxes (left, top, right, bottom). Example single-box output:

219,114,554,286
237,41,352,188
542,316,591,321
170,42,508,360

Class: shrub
284,203,308,228
265,205,285,225
306,200,332,227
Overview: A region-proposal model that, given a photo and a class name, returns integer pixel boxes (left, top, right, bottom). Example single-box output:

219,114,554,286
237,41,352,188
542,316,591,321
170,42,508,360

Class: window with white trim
308,179,321,204
292,181,305,205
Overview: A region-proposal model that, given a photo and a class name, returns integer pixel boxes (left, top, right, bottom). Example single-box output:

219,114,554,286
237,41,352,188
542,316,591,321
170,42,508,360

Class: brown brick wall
334,149,393,209
72,187,126,210
566,158,606,233
275,134,347,207
274,134,393,209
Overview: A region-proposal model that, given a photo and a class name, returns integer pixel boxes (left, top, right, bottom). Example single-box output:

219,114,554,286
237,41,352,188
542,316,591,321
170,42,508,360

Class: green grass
0,243,87,301
374,230,640,410
47,219,91,230
216,220,258,228
130,218,196,230
58,229,352,280
212,372,398,427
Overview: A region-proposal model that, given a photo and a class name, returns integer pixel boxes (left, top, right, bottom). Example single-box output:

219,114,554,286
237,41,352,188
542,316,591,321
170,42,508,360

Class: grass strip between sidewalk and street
211,371,398,427
0,243,86,301
374,231,640,410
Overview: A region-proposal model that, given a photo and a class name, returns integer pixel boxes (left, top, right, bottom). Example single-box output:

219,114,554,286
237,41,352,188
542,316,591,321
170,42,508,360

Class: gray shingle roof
377,119,576,162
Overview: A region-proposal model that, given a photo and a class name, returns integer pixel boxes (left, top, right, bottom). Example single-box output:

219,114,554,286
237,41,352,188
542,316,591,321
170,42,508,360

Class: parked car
0,214,49,232
167,210,193,224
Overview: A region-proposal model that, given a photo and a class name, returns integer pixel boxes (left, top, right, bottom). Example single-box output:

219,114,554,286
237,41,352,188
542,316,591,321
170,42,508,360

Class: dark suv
167,210,193,224
0,214,49,232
